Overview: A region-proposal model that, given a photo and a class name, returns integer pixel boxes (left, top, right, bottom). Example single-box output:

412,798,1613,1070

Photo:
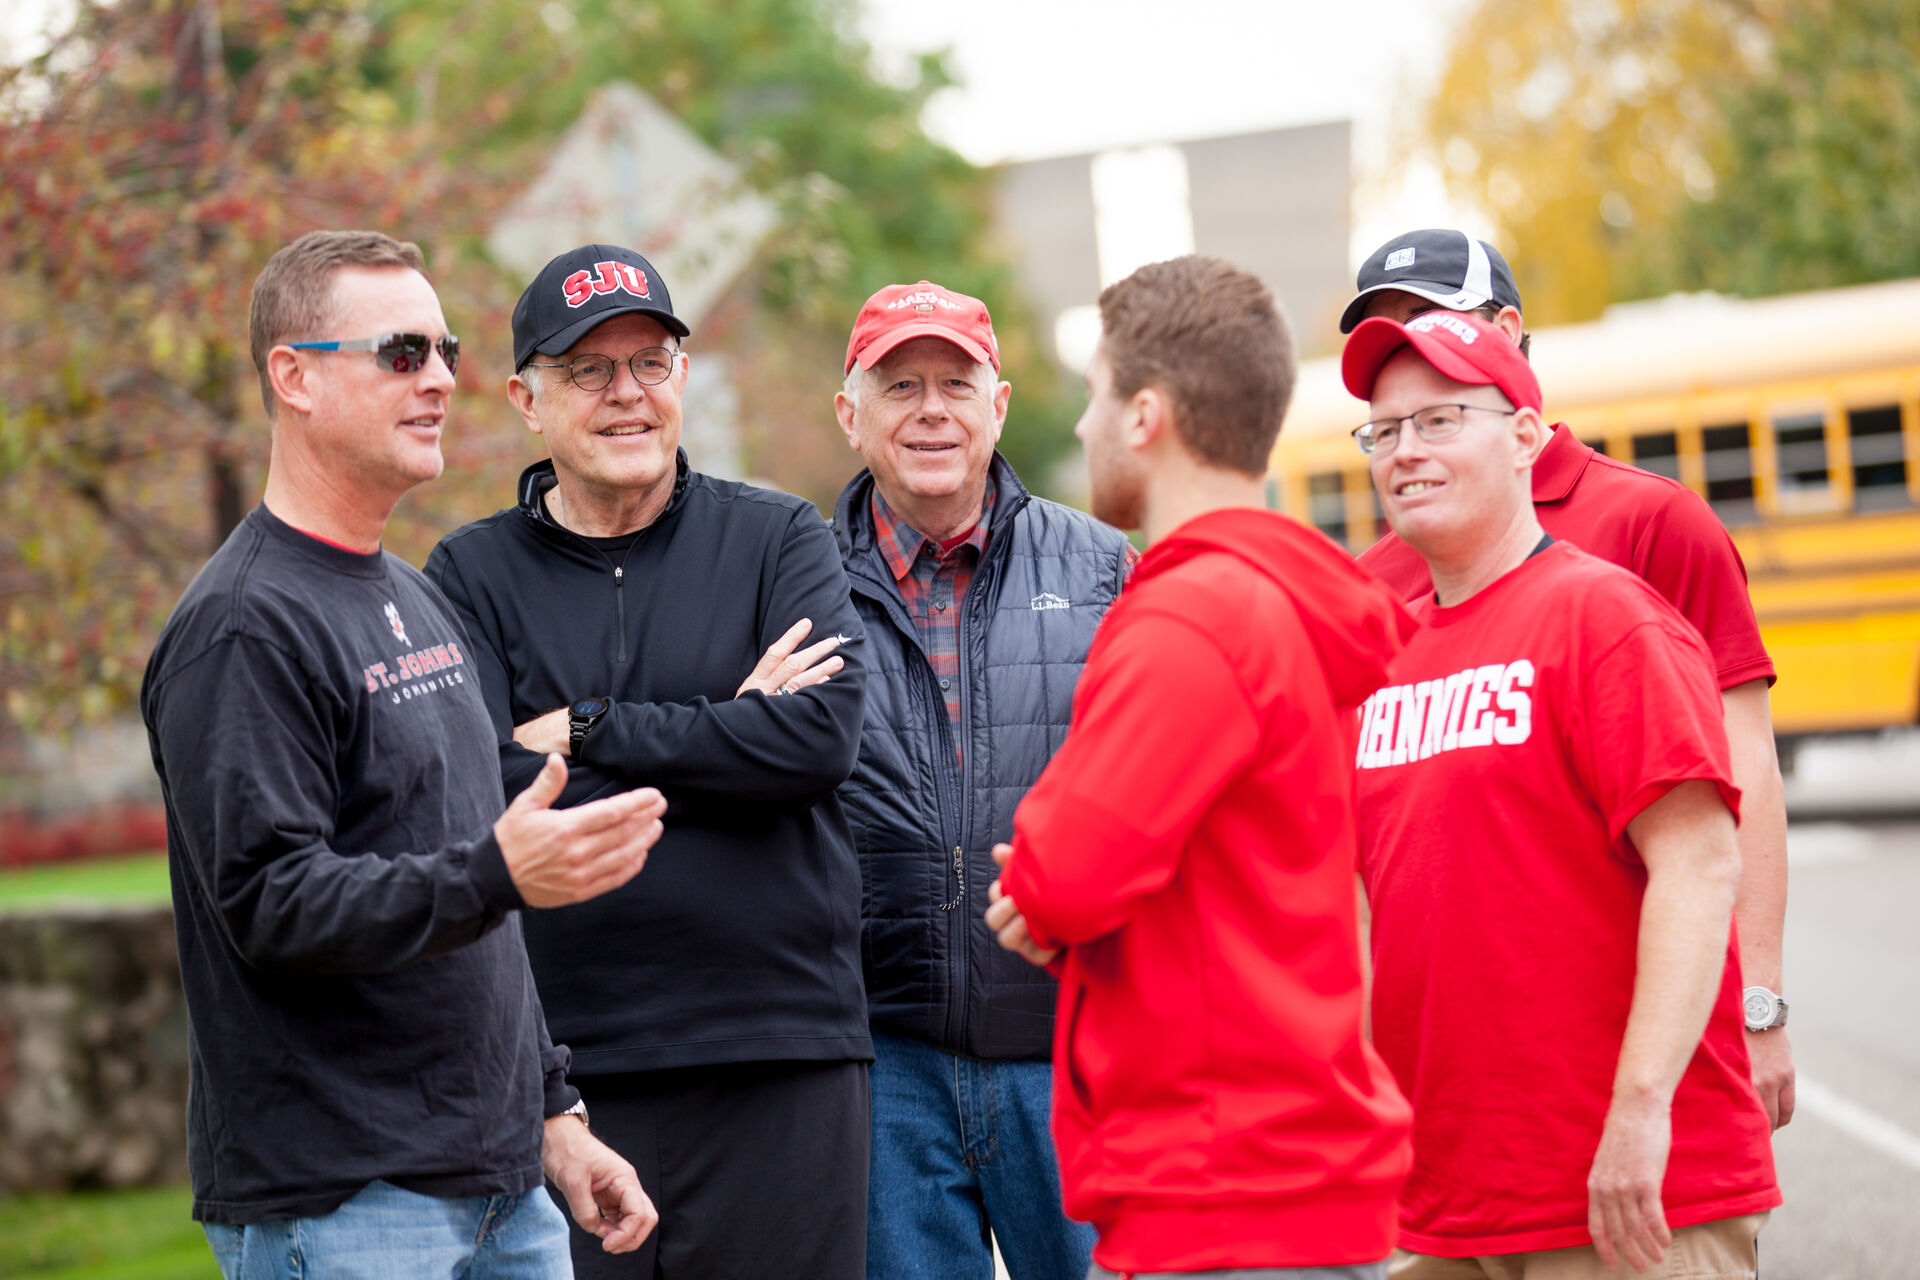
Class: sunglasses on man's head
288,332,460,376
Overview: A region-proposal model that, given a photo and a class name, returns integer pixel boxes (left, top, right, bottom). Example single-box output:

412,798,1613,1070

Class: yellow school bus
1271,277,1920,734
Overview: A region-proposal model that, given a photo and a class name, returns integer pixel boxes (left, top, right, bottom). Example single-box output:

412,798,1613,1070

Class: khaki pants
1388,1213,1767,1280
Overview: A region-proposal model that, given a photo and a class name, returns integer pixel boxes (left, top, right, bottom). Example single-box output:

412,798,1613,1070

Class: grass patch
0,1184,215,1278
0,853,171,912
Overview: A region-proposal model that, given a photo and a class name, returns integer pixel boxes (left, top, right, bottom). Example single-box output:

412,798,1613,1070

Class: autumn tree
1415,0,1774,322
1,0,1069,743
0,0,522,739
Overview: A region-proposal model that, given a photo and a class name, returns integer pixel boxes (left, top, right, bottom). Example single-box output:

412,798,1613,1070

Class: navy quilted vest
832,455,1132,1059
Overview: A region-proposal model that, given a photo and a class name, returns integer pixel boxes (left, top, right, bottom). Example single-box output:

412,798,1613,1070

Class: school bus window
1630,431,1681,483
1702,423,1758,526
1773,411,1830,498
1308,471,1347,547
1848,404,1910,511
1579,436,1607,458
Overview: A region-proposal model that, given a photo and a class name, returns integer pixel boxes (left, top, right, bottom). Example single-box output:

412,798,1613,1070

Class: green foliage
1422,0,1920,313
0,1184,214,1278
0,853,172,912
1652,0,1920,297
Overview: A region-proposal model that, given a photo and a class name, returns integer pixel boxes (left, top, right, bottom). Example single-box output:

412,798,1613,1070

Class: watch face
1743,988,1775,1026
571,698,608,718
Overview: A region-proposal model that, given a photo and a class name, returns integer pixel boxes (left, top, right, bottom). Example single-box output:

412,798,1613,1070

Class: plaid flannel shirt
870,482,998,742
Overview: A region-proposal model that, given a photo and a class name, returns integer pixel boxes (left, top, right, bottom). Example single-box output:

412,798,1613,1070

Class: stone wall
0,906,188,1191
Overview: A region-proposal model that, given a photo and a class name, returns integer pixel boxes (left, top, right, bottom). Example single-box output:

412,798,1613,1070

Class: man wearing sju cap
1341,228,1796,1136
830,281,1130,1280
425,244,872,1279
1343,310,1778,1278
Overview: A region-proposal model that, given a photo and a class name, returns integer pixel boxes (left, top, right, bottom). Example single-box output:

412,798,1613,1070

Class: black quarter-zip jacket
424,453,872,1073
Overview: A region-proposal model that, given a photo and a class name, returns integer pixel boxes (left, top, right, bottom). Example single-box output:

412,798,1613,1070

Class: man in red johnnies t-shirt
1343,311,1780,1280
983,255,1417,1280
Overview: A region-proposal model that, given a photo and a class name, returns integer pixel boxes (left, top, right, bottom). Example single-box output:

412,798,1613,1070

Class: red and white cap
1341,311,1542,413
844,280,1000,375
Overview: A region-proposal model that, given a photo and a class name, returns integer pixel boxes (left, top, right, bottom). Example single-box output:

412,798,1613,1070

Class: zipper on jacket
937,845,964,911
613,565,627,662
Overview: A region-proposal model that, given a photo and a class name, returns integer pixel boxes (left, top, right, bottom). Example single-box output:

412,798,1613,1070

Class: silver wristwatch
1742,986,1788,1032
560,1097,590,1129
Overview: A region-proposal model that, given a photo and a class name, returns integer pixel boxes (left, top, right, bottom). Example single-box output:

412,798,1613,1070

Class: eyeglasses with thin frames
1352,403,1516,456
523,348,680,392
288,332,459,376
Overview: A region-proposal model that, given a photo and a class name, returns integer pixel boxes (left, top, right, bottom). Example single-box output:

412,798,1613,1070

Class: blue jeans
202,1178,570,1280
868,1029,1096,1280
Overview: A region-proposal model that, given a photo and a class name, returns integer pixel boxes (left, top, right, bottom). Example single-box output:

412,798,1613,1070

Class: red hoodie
1001,507,1418,1274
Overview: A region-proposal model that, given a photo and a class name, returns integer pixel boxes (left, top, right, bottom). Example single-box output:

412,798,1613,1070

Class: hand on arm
1722,678,1794,1128
1588,778,1742,1273
494,755,666,908
735,618,846,698
986,843,1058,967
513,707,571,756
542,1112,656,1254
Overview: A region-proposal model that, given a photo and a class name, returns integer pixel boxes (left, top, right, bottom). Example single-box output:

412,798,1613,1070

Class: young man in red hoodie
985,255,1416,1279
1342,311,1778,1278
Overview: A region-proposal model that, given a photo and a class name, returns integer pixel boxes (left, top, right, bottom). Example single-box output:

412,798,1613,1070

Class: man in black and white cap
1340,228,1530,355
425,243,873,1279
1341,228,1798,1139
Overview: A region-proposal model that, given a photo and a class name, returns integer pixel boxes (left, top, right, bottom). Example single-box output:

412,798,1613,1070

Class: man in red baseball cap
1344,312,1779,1279
830,280,1132,1280
1344,233,1795,1135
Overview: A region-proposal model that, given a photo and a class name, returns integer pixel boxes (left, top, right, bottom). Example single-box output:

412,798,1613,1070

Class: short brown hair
1097,256,1294,475
248,230,427,416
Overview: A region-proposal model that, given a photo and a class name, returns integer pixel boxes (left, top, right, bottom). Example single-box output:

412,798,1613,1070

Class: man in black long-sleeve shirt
142,231,668,1278
425,244,871,1280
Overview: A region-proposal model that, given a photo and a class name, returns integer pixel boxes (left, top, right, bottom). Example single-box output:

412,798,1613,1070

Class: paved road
1758,816,1920,1279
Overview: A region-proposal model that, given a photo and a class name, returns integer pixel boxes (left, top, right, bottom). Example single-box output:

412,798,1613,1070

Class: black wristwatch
568,697,610,756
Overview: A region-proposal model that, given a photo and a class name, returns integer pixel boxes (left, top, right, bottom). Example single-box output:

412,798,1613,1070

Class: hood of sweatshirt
1134,508,1417,707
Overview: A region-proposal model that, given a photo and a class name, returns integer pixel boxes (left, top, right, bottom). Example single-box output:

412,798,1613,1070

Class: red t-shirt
1355,543,1779,1257
1358,426,1775,691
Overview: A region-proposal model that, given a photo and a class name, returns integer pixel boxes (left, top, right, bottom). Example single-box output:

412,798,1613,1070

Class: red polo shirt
1357,426,1774,691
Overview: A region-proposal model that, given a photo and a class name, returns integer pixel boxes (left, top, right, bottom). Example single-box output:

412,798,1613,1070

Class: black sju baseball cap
511,244,690,370
1338,229,1523,334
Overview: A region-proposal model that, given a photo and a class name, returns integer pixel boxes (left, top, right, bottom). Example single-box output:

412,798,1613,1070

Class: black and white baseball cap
511,244,690,370
1338,229,1523,334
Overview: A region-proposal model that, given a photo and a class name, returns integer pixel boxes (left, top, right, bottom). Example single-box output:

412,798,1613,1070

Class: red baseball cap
844,281,1000,375
1341,311,1542,413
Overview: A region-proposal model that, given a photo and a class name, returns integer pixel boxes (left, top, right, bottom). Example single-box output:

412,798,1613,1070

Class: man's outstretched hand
986,843,1057,968
495,755,665,908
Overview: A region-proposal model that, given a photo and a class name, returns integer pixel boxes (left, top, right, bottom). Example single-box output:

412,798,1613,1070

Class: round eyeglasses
523,348,679,392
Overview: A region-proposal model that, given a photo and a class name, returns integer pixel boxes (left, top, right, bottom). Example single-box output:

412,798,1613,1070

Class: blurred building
991,120,1352,369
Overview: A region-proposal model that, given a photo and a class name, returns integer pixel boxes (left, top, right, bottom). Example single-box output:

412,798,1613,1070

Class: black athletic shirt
141,505,574,1225
425,455,872,1075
